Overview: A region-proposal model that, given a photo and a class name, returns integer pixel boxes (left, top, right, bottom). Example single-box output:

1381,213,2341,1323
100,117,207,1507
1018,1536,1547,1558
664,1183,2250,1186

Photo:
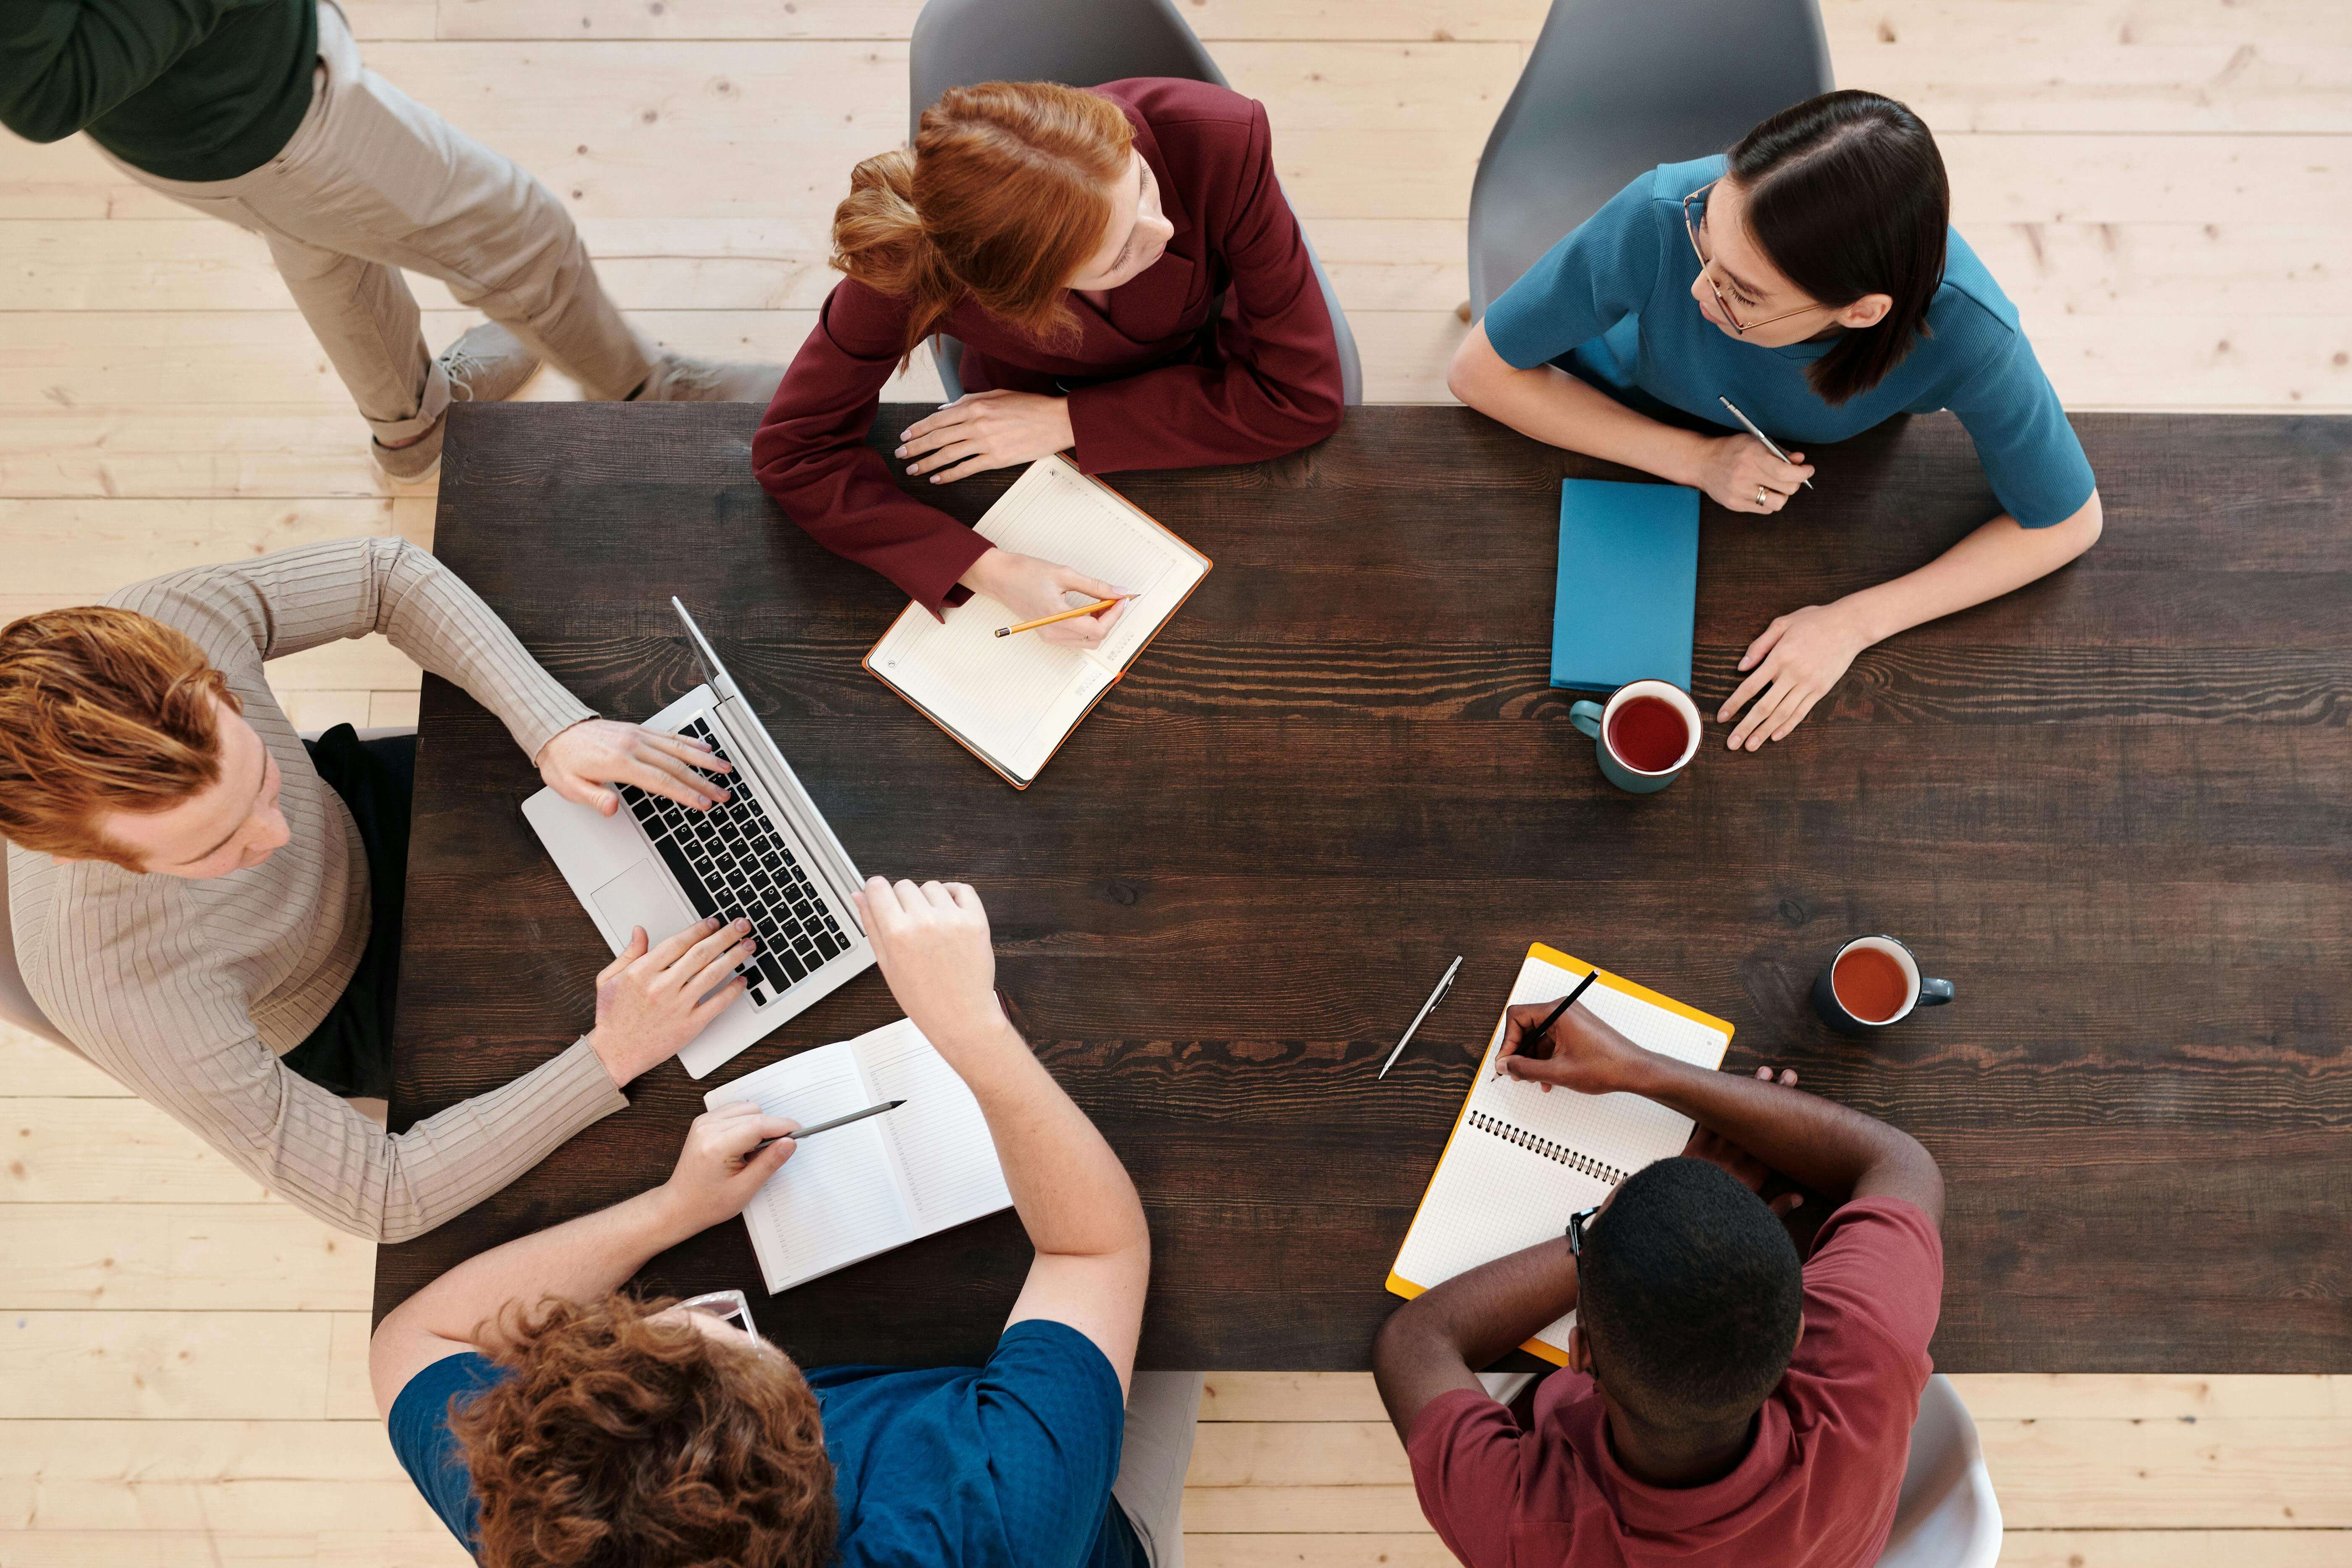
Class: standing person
371,877,1200,1568
755,78,1344,646
0,537,764,1241
1449,90,2102,750
0,0,782,482
1372,996,1946,1568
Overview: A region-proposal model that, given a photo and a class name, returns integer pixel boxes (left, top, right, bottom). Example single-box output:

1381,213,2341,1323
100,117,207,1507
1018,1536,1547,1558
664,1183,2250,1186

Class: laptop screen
671,596,737,704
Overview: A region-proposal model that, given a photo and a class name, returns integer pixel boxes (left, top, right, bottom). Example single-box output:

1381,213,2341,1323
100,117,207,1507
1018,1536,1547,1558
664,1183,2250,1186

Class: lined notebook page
708,1045,916,1292
868,456,1207,779
855,1019,1013,1232
1390,948,1732,1358
1471,953,1730,1177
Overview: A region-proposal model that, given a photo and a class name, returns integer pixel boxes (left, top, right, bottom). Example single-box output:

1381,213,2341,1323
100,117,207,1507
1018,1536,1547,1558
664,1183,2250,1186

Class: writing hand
1693,434,1812,515
661,1101,801,1232
961,547,1130,648
1494,1000,1647,1095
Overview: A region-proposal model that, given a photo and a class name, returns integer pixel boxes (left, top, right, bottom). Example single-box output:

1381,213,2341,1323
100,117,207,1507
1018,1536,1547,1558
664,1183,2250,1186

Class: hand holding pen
1701,397,1814,515
1491,971,1649,1093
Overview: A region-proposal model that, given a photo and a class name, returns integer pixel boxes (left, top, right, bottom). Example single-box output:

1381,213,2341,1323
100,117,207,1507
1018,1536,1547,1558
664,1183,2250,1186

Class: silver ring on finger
1756,485,1768,506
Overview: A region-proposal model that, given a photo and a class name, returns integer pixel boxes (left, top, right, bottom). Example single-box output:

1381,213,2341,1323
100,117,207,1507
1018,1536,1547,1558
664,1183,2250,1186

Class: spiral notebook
706,1018,1012,1294
864,454,1211,788
1386,943,1734,1364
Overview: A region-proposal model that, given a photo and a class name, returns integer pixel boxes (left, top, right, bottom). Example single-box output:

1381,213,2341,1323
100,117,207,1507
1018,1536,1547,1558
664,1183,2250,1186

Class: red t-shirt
1407,1197,1942,1568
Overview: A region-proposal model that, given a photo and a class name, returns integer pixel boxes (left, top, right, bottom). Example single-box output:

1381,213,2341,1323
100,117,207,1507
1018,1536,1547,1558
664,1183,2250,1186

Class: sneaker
630,351,785,404
370,323,541,483
442,321,541,405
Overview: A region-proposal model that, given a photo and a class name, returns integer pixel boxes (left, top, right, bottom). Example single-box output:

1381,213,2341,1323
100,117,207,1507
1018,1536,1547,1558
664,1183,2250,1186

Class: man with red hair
0,537,761,1240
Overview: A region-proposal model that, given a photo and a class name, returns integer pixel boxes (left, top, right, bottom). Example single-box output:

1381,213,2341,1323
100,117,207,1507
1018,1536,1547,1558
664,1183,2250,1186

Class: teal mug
1570,680,1702,794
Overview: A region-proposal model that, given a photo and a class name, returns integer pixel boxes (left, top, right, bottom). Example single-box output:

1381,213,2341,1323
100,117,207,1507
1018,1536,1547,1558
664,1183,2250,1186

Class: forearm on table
1623,1052,1940,1218
954,1020,1147,1261
1839,493,2104,647
1373,1238,1578,1434
370,539,595,756
1449,330,1710,484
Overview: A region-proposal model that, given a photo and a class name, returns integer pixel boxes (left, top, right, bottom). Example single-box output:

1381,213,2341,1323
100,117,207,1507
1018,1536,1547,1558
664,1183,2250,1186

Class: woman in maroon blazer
752,77,1345,646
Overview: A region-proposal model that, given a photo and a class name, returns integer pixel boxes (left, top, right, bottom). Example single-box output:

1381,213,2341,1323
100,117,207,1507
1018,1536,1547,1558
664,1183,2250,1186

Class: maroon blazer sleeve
1063,99,1344,475
751,282,989,616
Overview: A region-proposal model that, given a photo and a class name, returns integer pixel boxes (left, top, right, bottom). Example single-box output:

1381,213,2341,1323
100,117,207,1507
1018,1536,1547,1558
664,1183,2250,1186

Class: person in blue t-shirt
1451,90,2102,751
368,875,1198,1568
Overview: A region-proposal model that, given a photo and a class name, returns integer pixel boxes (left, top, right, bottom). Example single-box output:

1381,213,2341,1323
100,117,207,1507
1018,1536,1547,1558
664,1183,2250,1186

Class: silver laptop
522,598,873,1079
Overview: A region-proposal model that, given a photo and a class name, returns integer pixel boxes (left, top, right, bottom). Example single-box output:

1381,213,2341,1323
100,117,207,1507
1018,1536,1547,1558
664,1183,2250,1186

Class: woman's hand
659,1101,801,1233
897,389,1075,484
961,547,1130,649
585,916,756,1086
1494,1000,1650,1095
536,719,731,817
1718,601,1870,750
1691,433,1813,515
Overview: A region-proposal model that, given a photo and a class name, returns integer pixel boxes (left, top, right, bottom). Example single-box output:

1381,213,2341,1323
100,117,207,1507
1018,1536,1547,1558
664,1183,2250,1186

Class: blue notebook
1549,479,1699,693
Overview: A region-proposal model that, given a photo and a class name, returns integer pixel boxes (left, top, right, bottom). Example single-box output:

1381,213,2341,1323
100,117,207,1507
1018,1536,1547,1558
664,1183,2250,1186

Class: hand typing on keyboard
615,717,853,1008
584,915,759,1087
536,717,735,818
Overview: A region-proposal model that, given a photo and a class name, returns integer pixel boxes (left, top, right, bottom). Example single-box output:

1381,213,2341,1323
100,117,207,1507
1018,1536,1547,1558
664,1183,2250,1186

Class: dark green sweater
0,0,316,181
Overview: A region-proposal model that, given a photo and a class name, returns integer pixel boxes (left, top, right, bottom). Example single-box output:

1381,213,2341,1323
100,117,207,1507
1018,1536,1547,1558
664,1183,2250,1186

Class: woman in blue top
1451,91,2101,750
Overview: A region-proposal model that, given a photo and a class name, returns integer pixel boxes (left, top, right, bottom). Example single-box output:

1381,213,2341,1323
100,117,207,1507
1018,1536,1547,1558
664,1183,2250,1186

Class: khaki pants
105,2,650,443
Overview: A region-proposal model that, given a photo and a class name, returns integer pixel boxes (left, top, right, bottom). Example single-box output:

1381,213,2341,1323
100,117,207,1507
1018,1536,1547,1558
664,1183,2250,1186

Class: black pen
1498,969,1603,1075
749,1098,904,1156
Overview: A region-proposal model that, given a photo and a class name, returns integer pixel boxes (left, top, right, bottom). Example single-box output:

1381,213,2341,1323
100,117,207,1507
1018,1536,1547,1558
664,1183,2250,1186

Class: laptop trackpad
589,861,699,952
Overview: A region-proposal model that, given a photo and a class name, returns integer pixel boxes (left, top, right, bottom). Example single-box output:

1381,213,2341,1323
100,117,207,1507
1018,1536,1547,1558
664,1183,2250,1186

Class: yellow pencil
993,596,1128,638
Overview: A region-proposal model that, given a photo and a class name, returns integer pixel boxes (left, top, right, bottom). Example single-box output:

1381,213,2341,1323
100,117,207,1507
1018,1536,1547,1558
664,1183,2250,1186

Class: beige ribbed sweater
7,537,628,1242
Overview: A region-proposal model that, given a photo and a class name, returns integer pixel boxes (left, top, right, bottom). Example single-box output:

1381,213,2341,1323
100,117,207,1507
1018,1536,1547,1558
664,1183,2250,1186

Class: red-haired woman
753,79,1345,646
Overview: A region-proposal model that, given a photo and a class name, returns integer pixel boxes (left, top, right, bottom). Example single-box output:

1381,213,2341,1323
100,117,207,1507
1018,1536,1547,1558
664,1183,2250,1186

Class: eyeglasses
677,1288,757,1335
1681,179,1819,336
1567,1203,1602,1257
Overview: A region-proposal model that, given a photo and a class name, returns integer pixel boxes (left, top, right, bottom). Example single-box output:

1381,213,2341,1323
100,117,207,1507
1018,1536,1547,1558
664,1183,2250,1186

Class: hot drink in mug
1811,936,1954,1034
1569,680,1701,794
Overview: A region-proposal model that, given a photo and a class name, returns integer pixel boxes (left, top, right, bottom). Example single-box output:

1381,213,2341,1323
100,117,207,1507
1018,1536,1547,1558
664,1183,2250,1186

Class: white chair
1876,1374,2003,1568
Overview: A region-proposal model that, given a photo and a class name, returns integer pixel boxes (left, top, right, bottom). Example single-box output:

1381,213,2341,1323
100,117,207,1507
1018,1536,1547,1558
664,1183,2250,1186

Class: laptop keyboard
615,715,849,1007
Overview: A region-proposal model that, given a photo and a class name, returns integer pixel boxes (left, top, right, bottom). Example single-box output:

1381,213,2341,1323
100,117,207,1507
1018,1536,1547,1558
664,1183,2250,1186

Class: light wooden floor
3,3,2348,1565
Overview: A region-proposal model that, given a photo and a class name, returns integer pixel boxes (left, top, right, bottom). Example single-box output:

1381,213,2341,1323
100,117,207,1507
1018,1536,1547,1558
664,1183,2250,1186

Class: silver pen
1717,396,1814,490
1379,956,1465,1078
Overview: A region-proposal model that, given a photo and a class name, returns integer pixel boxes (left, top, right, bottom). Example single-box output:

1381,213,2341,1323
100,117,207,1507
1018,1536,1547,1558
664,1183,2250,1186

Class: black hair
1726,89,1950,407
1579,1158,1804,1427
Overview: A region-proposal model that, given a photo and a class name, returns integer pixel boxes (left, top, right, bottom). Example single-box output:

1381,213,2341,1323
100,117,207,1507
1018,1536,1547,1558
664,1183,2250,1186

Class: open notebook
1386,943,1734,1364
705,1019,1012,1294
865,454,1211,787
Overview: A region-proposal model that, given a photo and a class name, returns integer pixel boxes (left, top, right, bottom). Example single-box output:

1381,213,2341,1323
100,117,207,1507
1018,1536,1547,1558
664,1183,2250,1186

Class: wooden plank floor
2,2,2347,1564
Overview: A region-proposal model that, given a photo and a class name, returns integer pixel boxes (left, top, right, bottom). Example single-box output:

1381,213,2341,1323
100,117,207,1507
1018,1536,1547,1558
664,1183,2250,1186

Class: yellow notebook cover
1385,943,1733,1365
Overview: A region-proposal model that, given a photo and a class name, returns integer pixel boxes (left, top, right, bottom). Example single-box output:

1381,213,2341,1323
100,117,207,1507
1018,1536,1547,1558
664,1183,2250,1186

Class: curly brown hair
0,605,239,868
450,1294,836,1568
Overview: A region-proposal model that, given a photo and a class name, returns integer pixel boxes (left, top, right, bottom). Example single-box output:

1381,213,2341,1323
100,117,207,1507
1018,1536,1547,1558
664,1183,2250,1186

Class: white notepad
705,1019,1013,1294
1387,944,1734,1363
864,454,1211,787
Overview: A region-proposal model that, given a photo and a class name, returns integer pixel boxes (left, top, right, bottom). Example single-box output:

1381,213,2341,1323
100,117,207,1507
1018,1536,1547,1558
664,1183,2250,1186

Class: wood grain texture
375,401,2352,1371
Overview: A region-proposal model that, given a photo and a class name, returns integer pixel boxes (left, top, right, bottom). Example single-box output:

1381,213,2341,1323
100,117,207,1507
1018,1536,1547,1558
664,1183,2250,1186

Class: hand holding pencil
963,547,1131,648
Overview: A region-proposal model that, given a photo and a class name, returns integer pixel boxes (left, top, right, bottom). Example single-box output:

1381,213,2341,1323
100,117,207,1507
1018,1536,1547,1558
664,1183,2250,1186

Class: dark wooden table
376,402,2352,1373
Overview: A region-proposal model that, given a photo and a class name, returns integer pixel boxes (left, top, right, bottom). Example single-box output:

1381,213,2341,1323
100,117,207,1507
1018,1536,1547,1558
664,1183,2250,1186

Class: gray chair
1466,0,1834,319
908,0,1362,405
